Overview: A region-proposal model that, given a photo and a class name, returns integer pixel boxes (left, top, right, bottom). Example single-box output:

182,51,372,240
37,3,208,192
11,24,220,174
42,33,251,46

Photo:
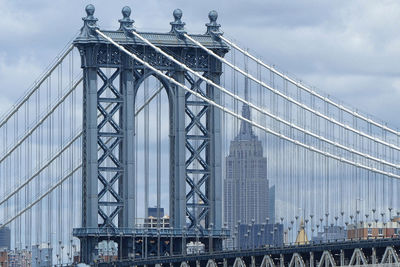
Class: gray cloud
1,0,399,129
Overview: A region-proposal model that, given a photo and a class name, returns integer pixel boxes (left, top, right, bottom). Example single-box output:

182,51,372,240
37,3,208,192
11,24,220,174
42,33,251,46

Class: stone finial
170,9,186,38
206,10,222,37
119,6,135,33
78,4,99,39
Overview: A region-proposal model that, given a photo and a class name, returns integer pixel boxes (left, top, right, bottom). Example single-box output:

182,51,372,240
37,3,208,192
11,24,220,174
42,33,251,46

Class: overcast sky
1,0,400,129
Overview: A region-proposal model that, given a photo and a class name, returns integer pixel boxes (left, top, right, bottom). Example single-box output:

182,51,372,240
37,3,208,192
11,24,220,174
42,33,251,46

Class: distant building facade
186,241,205,254
31,244,52,267
144,216,170,228
237,223,284,249
312,225,347,243
268,186,275,224
97,240,118,262
8,249,31,267
148,207,164,218
347,220,400,239
224,98,276,248
0,249,8,266
0,226,10,250
144,207,170,228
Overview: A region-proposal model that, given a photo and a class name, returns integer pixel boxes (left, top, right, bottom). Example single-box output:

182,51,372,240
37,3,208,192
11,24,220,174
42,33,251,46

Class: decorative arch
348,248,368,266
133,69,174,104
317,251,336,267
206,259,217,267
289,253,305,267
260,255,276,267
381,246,400,264
233,257,246,267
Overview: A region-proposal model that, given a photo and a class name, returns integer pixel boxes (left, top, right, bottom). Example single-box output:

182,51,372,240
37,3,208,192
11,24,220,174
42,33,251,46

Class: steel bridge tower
73,5,229,263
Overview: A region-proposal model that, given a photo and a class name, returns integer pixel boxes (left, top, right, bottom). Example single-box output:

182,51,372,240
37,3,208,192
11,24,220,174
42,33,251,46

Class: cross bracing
1,4,400,265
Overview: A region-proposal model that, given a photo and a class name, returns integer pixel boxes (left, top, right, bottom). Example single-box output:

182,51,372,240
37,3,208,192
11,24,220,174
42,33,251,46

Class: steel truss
73,5,229,263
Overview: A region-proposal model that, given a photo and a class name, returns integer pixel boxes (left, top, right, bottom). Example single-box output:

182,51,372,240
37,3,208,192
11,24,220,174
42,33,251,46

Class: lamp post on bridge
355,198,362,240
208,223,213,253
290,220,294,244
251,218,255,249
237,220,241,251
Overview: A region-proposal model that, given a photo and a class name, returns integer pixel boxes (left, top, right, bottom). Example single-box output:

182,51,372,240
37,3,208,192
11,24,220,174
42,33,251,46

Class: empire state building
224,89,275,247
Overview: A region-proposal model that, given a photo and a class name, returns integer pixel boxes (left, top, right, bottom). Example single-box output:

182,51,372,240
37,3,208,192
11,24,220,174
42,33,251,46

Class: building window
378,228,383,236
367,228,372,236
395,228,399,235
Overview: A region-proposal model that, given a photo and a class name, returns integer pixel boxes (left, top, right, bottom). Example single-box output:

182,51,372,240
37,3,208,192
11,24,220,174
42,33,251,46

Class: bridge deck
97,238,400,266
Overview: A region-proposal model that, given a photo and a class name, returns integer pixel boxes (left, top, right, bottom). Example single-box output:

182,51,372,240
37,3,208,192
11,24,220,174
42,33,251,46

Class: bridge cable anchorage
0,44,74,129
184,33,400,152
129,30,400,169
0,83,162,210
0,163,82,229
220,35,400,138
95,29,400,179
0,131,82,206
0,75,83,164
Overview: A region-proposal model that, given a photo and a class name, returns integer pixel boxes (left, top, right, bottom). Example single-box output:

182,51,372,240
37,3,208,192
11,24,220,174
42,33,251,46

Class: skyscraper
269,185,275,224
224,89,277,247
224,103,269,226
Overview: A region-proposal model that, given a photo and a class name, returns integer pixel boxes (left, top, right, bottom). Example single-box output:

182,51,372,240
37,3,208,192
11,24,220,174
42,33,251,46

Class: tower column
171,69,187,230
207,57,223,231
119,59,135,229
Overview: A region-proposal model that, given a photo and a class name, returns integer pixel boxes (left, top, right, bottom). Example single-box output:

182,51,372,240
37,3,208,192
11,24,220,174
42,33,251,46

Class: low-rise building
236,223,284,249
0,249,8,266
347,220,400,239
312,225,347,243
8,249,31,267
144,215,170,229
31,244,52,267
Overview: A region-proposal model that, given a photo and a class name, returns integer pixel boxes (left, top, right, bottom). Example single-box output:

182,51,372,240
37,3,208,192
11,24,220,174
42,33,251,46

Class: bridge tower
73,5,229,263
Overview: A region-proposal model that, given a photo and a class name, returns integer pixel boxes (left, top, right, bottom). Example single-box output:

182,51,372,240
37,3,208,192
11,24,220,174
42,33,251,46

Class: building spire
236,56,256,140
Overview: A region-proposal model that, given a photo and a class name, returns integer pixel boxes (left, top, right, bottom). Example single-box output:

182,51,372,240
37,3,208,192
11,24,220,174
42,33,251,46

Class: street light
260,225,265,247
208,223,213,253
157,228,161,258
120,232,123,260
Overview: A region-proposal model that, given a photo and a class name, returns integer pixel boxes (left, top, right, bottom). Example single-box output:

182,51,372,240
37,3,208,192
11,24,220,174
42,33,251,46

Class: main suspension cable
0,80,162,207
185,34,400,152
220,35,400,137
95,29,400,179
0,163,82,229
0,131,82,206
129,30,399,169
0,44,74,129
0,76,83,164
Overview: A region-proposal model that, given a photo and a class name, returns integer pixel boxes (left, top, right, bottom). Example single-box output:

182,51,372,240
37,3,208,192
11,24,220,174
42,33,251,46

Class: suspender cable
0,76,83,164
156,80,161,228
0,132,81,206
128,31,399,170
144,76,149,219
220,35,400,137
96,29,400,180
186,34,400,152
0,85,161,216
0,44,74,129
0,164,82,230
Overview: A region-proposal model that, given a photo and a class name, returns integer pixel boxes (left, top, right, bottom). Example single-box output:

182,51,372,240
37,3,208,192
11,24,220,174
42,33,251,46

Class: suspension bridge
1,4,400,266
